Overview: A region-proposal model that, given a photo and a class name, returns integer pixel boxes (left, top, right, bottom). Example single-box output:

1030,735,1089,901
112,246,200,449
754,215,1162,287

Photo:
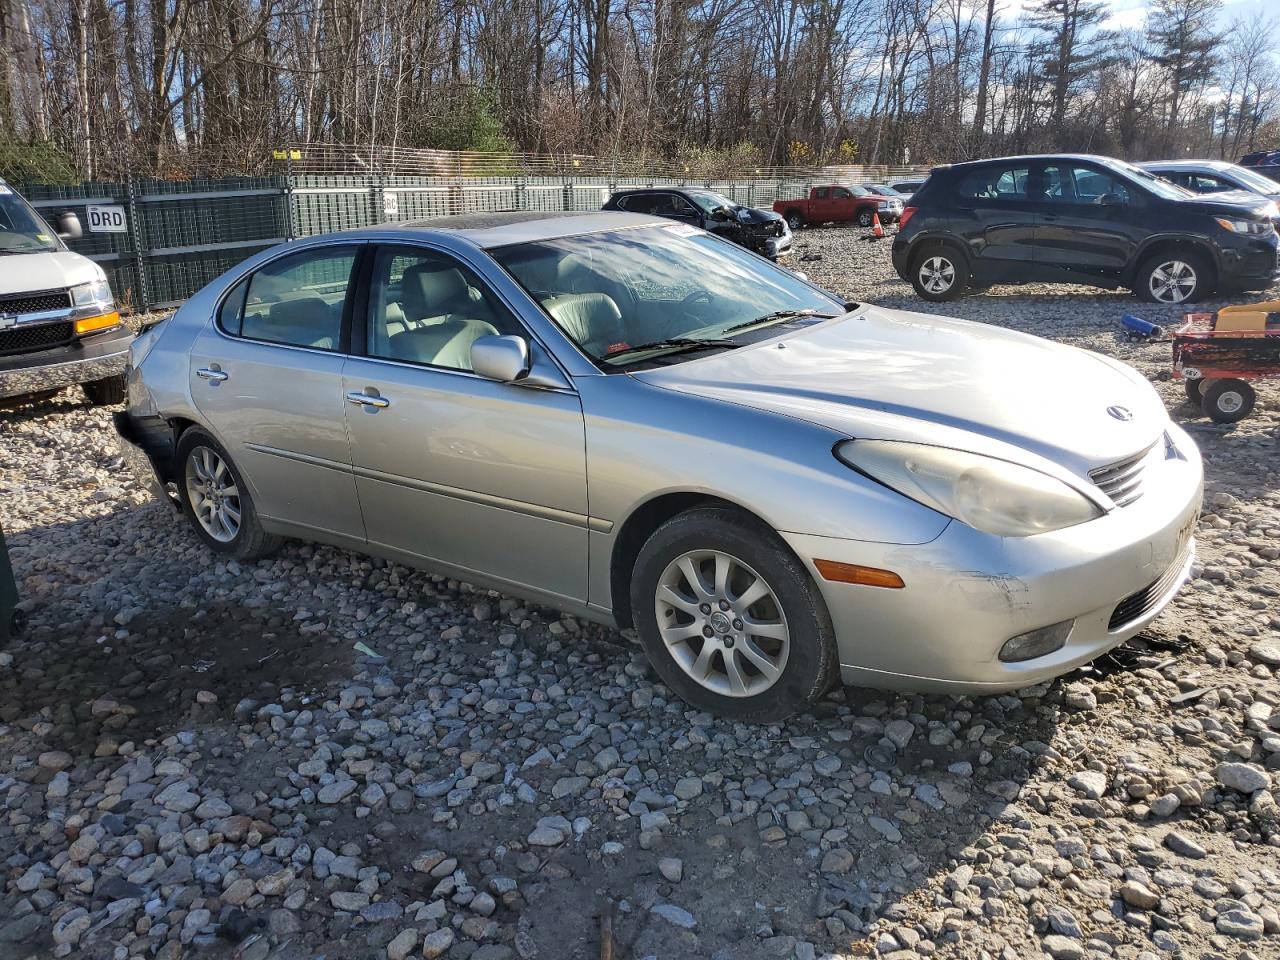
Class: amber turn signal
74,312,121,335
813,559,905,589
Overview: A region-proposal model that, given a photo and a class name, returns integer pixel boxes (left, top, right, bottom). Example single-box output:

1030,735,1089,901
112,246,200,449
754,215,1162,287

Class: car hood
0,250,102,295
1179,190,1277,218
734,206,784,226
633,306,1169,481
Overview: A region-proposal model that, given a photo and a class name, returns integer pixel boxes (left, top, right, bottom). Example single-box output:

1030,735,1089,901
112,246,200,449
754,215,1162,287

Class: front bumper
782,424,1204,693
1217,235,1280,291
0,327,133,401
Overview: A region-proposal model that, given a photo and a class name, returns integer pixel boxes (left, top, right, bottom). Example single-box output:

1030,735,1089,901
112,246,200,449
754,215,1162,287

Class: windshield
0,185,59,253
1106,160,1193,201
493,225,843,368
1225,163,1280,195
686,190,735,214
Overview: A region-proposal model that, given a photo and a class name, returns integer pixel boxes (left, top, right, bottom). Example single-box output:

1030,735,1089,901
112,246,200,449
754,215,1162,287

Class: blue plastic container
1121,314,1164,339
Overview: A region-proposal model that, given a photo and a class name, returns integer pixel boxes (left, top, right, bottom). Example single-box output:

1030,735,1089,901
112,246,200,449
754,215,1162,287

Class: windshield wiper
604,336,740,362
721,308,839,335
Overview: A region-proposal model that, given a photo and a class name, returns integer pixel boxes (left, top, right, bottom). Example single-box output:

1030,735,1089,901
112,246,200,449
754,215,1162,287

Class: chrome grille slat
1089,444,1154,508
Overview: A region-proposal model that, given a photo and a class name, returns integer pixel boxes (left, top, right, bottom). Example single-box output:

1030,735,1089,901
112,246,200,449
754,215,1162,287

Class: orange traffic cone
872,210,885,238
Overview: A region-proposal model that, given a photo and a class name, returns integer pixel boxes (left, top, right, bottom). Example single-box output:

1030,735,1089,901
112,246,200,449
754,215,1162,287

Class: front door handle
196,367,228,382
345,391,390,409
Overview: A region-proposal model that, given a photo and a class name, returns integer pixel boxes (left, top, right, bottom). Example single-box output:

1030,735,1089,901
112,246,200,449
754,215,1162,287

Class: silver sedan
116,212,1203,720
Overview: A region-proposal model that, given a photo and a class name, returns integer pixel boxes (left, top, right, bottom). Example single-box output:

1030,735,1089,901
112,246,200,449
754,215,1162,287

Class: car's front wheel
1135,253,1211,304
630,506,837,722
176,428,282,560
910,248,968,301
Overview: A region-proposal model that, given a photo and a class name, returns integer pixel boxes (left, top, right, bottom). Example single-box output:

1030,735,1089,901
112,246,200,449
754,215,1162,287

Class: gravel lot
2,228,1279,960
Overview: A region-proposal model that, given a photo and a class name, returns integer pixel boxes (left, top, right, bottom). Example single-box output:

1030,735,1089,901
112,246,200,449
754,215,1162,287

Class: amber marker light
74,312,121,335
813,560,905,588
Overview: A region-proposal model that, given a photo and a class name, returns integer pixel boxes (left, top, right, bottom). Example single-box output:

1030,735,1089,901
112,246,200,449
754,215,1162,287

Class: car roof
1139,160,1232,171
935,154,1132,171
372,210,665,248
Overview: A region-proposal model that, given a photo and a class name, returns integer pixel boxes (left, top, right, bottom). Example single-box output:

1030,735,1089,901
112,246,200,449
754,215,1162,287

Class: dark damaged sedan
603,188,791,260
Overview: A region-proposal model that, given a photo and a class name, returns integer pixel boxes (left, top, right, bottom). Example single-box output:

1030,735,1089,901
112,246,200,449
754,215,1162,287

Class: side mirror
1099,192,1127,207
471,335,530,383
711,206,733,222
56,212,83,240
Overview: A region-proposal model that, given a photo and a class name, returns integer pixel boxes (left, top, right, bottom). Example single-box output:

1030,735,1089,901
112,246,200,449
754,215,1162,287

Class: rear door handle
345,391,390,409
196,367,228,382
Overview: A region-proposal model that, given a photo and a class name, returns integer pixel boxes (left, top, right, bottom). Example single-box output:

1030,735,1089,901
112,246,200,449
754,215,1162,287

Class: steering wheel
680,289,713,308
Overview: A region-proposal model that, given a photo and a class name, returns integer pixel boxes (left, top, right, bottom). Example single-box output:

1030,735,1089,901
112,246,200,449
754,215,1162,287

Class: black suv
892,154,1280,303
603,188,792,260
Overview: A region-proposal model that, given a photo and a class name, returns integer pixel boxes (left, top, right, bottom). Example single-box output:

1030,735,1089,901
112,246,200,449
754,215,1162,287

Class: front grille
1089,445,1153,507
0,321,75,357
0,289,71,315
1108,547,1191,631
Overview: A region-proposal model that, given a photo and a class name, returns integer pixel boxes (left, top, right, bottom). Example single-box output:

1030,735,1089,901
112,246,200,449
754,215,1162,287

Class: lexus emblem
1106,405,1133,421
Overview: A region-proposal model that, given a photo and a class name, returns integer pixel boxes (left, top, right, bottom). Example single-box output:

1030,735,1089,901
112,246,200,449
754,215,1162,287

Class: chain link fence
12,145,929,312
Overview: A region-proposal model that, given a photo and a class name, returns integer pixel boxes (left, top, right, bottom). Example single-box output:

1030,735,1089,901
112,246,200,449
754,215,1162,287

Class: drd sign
86,205,128,233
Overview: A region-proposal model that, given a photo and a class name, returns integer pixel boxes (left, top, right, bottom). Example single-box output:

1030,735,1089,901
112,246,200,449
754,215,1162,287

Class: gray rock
1067,770,1107,800
1215,908,1264,940
658,857,683,882
1042,934,1085,960
318,779,358,804
651,903,697,929
421,928,455,958
1214,762,1271,794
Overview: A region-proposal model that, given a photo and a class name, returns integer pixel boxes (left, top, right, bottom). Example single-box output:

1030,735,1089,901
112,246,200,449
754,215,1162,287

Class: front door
1033,162,1138,284
188,243,365,540
342,244,589,602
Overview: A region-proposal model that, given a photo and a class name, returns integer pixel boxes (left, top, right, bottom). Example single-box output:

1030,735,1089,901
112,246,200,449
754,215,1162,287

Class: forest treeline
0,0,1277,181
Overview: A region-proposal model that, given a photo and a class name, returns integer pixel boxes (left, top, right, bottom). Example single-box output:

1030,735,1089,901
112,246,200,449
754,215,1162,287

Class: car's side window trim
210,238,366,358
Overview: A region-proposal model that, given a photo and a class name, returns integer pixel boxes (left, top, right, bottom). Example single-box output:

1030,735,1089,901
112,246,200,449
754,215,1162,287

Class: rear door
188,242,366,539
950,162,1038,280
1033,162,1138,284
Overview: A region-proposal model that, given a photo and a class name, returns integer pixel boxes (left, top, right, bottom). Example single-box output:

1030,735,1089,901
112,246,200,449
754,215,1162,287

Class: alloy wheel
185,446,242,542
919,256,956,294
654,549,790,697
1148,260,1197,303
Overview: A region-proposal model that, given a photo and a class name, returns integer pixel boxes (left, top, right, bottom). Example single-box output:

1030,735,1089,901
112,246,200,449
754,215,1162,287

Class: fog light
999,619,1073,663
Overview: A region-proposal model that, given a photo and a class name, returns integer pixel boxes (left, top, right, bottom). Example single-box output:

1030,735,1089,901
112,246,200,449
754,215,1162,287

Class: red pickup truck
773,185,904,230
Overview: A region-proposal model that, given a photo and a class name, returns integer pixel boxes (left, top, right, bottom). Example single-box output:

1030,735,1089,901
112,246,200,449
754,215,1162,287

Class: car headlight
1214,216,1272,236
71,278,114,308
836,440,1103,537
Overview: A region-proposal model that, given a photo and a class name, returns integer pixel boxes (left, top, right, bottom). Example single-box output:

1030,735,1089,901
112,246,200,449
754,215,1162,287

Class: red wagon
1172,300,1280,423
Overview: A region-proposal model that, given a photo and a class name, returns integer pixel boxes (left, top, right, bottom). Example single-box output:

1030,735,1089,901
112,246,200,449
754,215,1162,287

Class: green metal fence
18,159,929,312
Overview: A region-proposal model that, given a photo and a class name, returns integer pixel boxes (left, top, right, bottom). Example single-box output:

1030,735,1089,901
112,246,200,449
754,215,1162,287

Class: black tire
630,506,838,722
1183,377,1205,405
857,208,874,227
83,374,127,406
175,428,282,560
1201,378,1255,424
910,246,968,302
1134,251,1213,304
785,211,804,231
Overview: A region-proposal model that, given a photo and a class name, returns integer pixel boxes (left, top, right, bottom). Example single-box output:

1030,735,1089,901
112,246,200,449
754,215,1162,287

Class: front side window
366,247,521,371
1043,165,1130,204
956,166,1030,202
0,185,59,253
815,188,829,200
494,225,843,369
232,246,356,350
833,188,852,199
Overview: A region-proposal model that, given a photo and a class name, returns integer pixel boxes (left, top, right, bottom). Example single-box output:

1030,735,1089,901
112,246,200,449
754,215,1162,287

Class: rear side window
956,165,1030,202
237,246,357,351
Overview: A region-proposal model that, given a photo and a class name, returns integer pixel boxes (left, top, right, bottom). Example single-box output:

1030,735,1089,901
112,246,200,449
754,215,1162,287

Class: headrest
401,263,472,320
543,293,622,349
267,295,328,331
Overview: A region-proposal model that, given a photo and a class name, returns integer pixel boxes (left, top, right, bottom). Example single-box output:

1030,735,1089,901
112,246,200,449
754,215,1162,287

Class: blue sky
1103,0,1270,28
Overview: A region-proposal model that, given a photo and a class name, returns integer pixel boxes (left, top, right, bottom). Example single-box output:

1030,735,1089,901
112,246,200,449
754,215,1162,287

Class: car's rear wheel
630,506,837,722
785,211,804,231
1136,252,1212,304
176,428,282,560
83,374,127,406
857,208,874,227
1201,378,1255,424
911,247,968,302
